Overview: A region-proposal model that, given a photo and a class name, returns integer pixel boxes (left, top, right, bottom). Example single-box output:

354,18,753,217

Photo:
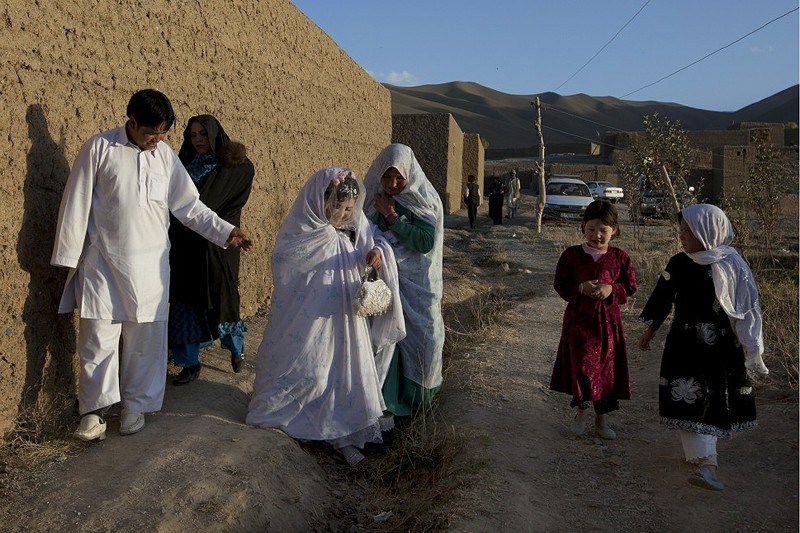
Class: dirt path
440,208,799,532
0,204,796,532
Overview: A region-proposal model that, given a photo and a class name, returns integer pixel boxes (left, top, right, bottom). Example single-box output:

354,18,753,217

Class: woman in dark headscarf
169,114,255,385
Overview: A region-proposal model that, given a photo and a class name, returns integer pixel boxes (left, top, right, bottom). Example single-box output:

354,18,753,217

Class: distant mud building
392,113,484,213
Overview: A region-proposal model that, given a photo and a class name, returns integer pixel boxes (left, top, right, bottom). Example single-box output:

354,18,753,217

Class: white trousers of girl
77,318,167,415
679,430,718,467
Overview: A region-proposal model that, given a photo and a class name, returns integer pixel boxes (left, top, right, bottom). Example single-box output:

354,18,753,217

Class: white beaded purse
354,266,392,317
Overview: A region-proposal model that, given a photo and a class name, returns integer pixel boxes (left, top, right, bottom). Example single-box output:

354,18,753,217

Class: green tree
615,114,696,243
723,136,794,265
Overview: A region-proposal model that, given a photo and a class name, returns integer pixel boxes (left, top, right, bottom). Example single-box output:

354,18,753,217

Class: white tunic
51,126,234,322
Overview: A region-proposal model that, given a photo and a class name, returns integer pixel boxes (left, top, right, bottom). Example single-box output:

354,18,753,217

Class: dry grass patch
360,284,508,531
363,408,482,532
758,275,799,391
1,391,82,470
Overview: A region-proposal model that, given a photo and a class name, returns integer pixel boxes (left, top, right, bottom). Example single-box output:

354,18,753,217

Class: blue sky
289,0,799,112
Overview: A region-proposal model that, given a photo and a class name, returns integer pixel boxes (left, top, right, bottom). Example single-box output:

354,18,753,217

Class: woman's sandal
688,466,725,491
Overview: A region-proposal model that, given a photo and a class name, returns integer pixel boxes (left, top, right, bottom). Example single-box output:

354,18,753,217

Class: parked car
542,177,594,220
586,181,624,203
632,187,695,220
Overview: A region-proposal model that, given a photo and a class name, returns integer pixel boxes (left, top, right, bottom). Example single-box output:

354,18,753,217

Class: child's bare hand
592,283,612,300
580,280,611,300
366,248,382,269
639,327,657,350
579,280,598,297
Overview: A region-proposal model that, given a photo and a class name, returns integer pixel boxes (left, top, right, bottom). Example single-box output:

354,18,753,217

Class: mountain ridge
385,81,799,150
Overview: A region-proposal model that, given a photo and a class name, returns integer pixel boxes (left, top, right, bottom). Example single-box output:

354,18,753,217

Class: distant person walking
464,174,482,229
549,200,637,440
488,175,506,225
504,169,521,219
51,89,252,442
638,204,768,491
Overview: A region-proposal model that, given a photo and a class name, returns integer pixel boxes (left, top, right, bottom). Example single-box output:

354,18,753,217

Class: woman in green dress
363,144,445,416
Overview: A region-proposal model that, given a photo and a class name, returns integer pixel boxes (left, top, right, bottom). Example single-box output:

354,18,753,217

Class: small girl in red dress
549,200,637,439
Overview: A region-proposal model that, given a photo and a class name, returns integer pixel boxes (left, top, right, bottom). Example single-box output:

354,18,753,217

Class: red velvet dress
549,245,637,402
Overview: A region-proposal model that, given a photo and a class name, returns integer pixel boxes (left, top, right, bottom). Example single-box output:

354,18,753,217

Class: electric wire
539,102,784,171
554,0,652,93
541,123,753,176
620,7,799,99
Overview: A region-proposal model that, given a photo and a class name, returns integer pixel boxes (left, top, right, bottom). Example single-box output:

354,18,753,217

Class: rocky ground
0,200,797,532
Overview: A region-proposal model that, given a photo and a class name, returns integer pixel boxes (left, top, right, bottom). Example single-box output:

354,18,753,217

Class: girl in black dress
639,204,768,491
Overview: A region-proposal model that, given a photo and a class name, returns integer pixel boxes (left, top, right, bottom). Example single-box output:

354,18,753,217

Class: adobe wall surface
391,114,465,213
462,134,484,206
0,0,391,434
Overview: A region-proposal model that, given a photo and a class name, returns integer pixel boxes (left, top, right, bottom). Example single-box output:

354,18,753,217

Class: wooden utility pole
659,164,681,216
533,97,546,233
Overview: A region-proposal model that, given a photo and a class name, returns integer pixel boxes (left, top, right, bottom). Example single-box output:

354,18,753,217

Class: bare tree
532,98,546,234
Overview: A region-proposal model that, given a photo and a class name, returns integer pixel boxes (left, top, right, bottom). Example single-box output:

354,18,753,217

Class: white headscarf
363,144,445,389
681,204,764,359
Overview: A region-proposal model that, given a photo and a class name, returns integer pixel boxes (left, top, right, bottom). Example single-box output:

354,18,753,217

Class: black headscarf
178,114,232,165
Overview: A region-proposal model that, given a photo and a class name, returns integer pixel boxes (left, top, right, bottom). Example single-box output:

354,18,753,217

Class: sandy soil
0,200,797,532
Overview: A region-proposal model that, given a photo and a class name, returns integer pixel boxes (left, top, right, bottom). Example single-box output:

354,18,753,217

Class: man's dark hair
126,89,176,129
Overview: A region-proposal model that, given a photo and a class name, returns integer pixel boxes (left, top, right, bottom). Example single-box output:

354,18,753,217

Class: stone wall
0,0,391,434
391,114,465,213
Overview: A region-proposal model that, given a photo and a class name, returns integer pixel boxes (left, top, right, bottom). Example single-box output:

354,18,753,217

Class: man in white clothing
51,89,252,441
504,169,521,219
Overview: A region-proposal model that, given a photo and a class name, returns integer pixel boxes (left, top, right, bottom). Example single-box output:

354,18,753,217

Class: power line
542,103,627,133
620,7,799,99
540,104,786,170
540,123,752,175
542,124,617,147
554,0,652,93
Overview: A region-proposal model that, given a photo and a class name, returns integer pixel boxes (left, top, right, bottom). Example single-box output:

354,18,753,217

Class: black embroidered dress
640,252,757,438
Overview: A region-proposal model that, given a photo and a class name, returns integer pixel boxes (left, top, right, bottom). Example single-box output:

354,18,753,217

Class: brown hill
386,81,799,150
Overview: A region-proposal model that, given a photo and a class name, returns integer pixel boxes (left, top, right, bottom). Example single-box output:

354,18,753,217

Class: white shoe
596,425,617,440
570,409,589,436
339,445,365,466
74,414,106,441
120,409,145,436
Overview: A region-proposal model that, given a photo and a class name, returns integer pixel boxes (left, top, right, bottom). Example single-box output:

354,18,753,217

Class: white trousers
505,197,518,216
77,318,167,415
679,430,718,466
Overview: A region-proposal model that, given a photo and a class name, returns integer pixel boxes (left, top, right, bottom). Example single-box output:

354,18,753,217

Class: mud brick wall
712,145,751,202
391,114,465,214
0,0,391,434
462,134,485,207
